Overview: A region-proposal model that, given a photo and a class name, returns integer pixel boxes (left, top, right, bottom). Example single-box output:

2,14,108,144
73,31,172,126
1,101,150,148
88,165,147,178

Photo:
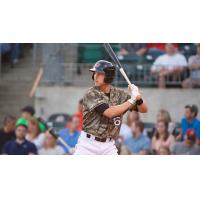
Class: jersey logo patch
112,117,121,126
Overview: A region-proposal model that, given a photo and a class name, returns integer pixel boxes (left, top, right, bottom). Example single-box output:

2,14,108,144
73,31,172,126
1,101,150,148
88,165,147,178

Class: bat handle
119,68,135,89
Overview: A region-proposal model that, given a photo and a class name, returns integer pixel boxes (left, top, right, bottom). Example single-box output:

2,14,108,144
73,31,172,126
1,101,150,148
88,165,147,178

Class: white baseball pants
74,131,118,155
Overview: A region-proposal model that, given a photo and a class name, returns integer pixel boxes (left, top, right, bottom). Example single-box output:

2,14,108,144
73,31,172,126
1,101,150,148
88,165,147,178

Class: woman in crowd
26,117,45,150
39,131,65,155
152,120,175,154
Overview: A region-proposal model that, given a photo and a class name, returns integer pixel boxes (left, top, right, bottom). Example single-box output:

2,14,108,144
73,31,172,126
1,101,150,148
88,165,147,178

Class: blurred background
0,43,200,155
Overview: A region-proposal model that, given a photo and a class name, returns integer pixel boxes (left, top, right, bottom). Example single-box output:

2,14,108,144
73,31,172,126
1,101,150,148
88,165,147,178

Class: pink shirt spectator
152,134,175,152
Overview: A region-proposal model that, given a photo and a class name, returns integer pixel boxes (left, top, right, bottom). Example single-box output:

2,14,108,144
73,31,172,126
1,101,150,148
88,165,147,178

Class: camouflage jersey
82,86,138,139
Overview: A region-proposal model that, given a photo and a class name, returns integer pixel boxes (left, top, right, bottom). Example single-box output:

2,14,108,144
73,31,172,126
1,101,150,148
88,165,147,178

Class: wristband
136,98,143,106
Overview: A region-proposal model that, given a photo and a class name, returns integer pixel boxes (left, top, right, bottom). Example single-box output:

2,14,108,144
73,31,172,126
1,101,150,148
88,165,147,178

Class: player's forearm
103,101,132,119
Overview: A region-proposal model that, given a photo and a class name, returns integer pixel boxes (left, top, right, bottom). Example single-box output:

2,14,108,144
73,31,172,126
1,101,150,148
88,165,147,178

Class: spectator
120,111,140,140
21,105,35,121
156,109,177,135
26,118,45,150
152,120,175,154
151,43,187,88
58,116,80,154
147,43,166,60
118,43,147,64
74,99,83,131
150,109,176,139
120,111,147,139
171,129,200,155
182,44,200,88
2,122,37,155
39,131,65,155
181,105,200,143
158,146,171,155
123,121,151,154
10,44,21,66
21,106,46,133
0,115,16,153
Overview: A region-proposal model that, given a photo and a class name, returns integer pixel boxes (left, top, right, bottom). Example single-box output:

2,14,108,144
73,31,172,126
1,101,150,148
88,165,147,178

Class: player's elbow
138,103,148,113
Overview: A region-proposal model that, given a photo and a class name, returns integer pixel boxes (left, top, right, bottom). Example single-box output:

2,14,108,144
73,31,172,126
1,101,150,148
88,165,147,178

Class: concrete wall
35,86,200,122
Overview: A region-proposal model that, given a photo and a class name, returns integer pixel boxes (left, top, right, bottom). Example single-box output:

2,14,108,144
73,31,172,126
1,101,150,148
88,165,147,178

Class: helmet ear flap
92,72,95,80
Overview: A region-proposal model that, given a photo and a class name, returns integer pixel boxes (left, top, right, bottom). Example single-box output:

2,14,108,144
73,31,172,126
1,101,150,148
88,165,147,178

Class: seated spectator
182,44,200,88
171,129,200,155
120,111,140,140
151,43,187,88
118,43,147,64
10,44,21,65
150,109,176,139
147,43,166,60
123,121,151,154
26,118,45,150
21,105,35,121
158,146,171,155
152,120,175,154
181,105,200,143
2,122,37,155
21,105,46,132
39,131,65,155
0,115,16,153
58,116,80,154
74,99,83,131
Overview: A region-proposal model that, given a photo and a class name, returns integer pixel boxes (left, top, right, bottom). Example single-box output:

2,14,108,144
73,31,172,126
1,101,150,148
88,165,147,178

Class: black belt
86,133,112,143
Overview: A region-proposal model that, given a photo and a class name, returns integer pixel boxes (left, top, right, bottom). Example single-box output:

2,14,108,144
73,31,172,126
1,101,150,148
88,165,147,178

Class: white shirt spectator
26,134,45,150
39,145,65,155
151,53,187,71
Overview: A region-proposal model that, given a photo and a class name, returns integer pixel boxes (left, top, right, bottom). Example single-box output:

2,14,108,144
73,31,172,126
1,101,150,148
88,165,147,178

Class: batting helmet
89,60,115,84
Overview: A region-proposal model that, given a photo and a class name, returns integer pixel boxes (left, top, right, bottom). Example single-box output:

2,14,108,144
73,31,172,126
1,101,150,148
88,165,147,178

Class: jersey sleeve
83,89,109,112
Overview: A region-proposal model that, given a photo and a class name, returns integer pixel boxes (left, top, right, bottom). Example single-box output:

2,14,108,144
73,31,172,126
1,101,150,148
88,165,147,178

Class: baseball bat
103,43,135,89
37,117,74,154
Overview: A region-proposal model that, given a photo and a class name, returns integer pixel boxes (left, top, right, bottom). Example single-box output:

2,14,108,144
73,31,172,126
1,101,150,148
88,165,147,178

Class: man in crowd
0,115,16,153
171,128,200,155
21,105,46,132
123,121,150,154
151,43,187,88
58,116,80,154
2,119,37,155
21,105,35,120
181,105,200,143
182,44,200,88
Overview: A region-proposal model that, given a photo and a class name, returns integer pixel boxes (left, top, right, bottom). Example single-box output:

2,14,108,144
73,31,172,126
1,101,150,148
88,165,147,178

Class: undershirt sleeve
94,103,109,115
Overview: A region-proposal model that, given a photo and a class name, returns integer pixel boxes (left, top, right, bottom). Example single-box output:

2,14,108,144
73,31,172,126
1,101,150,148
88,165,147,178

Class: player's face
94,72,105,86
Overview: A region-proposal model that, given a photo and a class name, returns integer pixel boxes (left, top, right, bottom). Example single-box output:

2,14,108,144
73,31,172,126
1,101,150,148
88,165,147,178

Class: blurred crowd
0,99,200,155
0,43,22,67
117,43,200,88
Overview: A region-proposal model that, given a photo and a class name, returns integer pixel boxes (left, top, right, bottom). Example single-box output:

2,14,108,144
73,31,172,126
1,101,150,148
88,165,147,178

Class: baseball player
74,60,148,155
